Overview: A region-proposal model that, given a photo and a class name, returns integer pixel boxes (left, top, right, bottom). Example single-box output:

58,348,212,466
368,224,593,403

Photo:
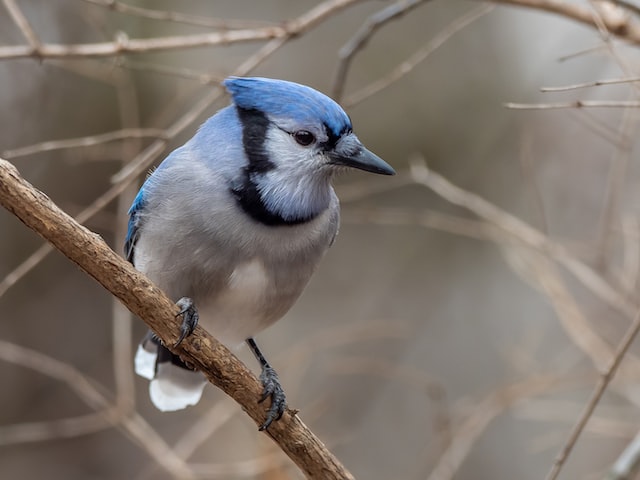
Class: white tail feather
134,344,157,380
149,363,207,412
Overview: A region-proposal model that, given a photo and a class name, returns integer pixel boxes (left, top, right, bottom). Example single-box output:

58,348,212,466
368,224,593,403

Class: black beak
329,135,395,175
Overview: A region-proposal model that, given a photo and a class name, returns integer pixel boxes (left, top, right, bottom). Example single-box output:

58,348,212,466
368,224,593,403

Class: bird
126,76,395,430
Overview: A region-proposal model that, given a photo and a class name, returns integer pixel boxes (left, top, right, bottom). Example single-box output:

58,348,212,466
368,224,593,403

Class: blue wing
124,187,146,264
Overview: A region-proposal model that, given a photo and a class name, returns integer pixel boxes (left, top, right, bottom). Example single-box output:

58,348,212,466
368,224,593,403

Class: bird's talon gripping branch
174,297,199,347
258,365,287,431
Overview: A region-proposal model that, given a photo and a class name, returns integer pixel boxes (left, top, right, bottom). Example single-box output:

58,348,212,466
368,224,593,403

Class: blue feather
223,77,351,138
124,187,146,263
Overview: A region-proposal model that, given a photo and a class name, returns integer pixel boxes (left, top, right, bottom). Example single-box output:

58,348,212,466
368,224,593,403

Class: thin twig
545,308,640,480
343,4,494,107
570,109,631,147
0,28,282,60
117,60,225,85
3,0,42,55
518,131,548,234
331,0,430,100
593,99,636,272
82,0,278,29
2,128,168,159
505,100,640,109
541,76,640,92
557,44,608,62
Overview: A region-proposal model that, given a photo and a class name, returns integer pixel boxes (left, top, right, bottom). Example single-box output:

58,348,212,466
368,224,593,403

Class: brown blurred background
2,1,640,479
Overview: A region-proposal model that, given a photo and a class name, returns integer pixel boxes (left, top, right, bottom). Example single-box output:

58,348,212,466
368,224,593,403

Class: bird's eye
292,130,315,147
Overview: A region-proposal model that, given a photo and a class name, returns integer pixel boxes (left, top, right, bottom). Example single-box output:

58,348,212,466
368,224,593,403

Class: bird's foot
258,366,287,431
174,297,199,347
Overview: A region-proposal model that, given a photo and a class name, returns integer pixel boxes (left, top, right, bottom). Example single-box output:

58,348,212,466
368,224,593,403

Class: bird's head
223,77,395,225
224,77,395,177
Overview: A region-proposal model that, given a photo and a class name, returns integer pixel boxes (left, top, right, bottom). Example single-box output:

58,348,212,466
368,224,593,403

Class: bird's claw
258,366,286,431
174,297,199,347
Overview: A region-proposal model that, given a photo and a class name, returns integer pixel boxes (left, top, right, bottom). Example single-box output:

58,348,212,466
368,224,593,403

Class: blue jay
126,77,395,430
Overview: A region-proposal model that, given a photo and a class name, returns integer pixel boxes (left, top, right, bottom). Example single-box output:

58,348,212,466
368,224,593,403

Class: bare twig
541,76,640,92
82,0,278,29
505,100,640,109
0,0,363,60
331,0,430,100
571,109,631,147
3,0,42,55
2,128,168,159
0,28,281,60
117,60,224,85
0,157,354,479
545,309,640,480
518,132,548,233
594,101,636,272
557,43,608,62
343,4,494,107
342,206,499,242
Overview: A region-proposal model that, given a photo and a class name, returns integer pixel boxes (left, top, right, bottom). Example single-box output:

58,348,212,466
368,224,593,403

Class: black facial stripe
322,121,351,151
233,106,315,226
237,107,274,174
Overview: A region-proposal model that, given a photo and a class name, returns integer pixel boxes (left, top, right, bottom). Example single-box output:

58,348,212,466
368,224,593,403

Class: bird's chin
327,164,352,178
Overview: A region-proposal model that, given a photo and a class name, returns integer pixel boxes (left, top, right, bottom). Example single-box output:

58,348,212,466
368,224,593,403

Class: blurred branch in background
4,0,640,479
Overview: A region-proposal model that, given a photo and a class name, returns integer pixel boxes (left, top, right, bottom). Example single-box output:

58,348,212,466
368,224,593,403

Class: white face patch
264,126,324,171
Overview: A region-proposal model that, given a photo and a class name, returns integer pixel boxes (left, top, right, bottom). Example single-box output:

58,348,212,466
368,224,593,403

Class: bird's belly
195,258,305,348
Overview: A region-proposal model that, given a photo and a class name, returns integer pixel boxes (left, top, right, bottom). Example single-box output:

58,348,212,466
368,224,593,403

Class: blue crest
223,77,351,138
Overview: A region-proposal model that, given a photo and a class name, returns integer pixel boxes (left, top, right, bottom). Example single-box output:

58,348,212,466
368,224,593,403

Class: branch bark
0,157,355,480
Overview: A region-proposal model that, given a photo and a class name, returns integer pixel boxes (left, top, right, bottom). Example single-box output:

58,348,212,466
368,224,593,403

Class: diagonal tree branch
0,157,355,480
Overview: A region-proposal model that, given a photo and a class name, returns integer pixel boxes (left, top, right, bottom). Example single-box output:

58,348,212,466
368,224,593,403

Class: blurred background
2,1,640,479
